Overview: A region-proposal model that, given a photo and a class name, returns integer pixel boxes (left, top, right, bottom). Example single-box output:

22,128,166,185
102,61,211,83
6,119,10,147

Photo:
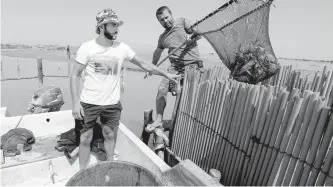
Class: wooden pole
267,91,311,185
183,70,202,160
185,70,202,160
233,86,259,185
300,107,330,185
220,83,241,182
193,82,212,165
215,85,232,180
311,71,319,91
68,60,71,77
251,95,280,185
202,81,224,171
141,109,153,145
313,76,321,93
170,69,188,155
16,57,20,79
267,100,297,186
188,78,202,161
214,81,234,177
171,68,190,156
258,91,290,185
325,71,333,104
193,73,213,163
228,85,255,184
37,57,43,87
246,87,273,185
225,84,248,184
241,86,266,185
290,99,324,185
186,71,202,160
281,92,319,186
324,165,333,186
1,60,3,79
207,81,229,172
319,66,327,94
307,113,333,185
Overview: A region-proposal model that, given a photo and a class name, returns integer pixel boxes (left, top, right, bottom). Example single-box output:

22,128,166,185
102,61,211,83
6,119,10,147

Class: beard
104,30,117,40
163,22,172,29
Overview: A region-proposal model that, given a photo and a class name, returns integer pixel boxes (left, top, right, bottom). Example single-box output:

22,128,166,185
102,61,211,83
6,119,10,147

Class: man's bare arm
152,48,164,66
70,61,85,106
129,55,177,81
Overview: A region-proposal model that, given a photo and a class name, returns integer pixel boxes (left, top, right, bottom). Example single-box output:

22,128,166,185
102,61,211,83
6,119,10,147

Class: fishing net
192,0,280,84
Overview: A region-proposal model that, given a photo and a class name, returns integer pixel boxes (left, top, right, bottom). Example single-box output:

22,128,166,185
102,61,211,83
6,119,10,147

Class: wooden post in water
57,61,60,70
1,60,3,79
37,57,44,87
67,60,71,77
141,109,153,146
16,57,20,79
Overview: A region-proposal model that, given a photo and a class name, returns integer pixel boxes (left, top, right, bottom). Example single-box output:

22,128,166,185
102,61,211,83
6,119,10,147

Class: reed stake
37,57,43,87
291,99,325,185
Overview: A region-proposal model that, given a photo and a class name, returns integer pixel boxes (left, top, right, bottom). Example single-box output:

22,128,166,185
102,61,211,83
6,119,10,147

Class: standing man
70,8,180,170
66,45,71,60
146,6,203,132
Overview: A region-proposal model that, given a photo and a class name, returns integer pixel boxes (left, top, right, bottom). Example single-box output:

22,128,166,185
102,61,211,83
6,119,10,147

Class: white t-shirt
76,39,136,105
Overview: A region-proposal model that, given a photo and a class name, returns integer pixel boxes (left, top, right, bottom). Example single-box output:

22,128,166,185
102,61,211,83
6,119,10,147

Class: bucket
65,161,163,186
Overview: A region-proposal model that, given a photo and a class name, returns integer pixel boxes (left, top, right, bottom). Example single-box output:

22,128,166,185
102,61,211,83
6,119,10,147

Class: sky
1,0,333,60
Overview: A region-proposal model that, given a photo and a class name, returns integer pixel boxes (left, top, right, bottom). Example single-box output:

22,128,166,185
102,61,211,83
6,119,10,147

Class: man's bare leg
146,95,166,132
102,126,118,161
79,128,93,170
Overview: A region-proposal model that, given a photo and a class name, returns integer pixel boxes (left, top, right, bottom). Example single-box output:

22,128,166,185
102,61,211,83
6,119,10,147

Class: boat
0,107,221,186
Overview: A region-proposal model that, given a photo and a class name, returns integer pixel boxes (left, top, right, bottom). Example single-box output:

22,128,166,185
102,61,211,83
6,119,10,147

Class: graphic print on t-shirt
89,52,120,76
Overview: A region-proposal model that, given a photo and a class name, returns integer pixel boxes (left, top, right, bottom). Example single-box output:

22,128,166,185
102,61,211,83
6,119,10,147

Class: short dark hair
156,6,172,16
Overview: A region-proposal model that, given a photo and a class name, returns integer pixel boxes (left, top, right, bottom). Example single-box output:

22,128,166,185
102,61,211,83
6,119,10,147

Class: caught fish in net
192,0,280,84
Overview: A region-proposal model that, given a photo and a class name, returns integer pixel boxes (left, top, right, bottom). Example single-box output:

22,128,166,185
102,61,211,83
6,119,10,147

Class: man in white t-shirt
70,8,180,170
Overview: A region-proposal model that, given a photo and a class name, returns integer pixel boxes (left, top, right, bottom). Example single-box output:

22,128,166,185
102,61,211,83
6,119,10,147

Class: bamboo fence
169,65,333,186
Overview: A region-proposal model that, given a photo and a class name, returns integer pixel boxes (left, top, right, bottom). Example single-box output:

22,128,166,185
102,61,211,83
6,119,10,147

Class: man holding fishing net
145,6,204,133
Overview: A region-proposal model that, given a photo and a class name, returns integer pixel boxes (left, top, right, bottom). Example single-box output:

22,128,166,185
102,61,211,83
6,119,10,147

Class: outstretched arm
129,55,179,82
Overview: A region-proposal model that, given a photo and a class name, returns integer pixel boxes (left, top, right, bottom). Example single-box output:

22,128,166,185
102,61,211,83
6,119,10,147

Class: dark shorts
157,62,204,99
76,101,123,134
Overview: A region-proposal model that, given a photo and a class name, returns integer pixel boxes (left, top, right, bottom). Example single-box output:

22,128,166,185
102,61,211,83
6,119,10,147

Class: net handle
190,0,236,30
143,36,201,79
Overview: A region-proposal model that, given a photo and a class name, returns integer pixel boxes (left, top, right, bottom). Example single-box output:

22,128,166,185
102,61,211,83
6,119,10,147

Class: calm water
1,50,332,136
1,53,181,137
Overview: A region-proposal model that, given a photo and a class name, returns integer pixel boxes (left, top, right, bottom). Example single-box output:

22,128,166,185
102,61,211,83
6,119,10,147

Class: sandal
145,121,163,133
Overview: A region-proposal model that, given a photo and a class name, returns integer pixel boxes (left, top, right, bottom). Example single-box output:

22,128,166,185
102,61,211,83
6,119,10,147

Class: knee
156,90,167,101
80,130,93,147
103,126,117,140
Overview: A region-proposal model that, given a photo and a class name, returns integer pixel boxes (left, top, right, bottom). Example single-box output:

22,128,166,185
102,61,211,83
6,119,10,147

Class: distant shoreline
1,43,332,63
278,57,332,63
